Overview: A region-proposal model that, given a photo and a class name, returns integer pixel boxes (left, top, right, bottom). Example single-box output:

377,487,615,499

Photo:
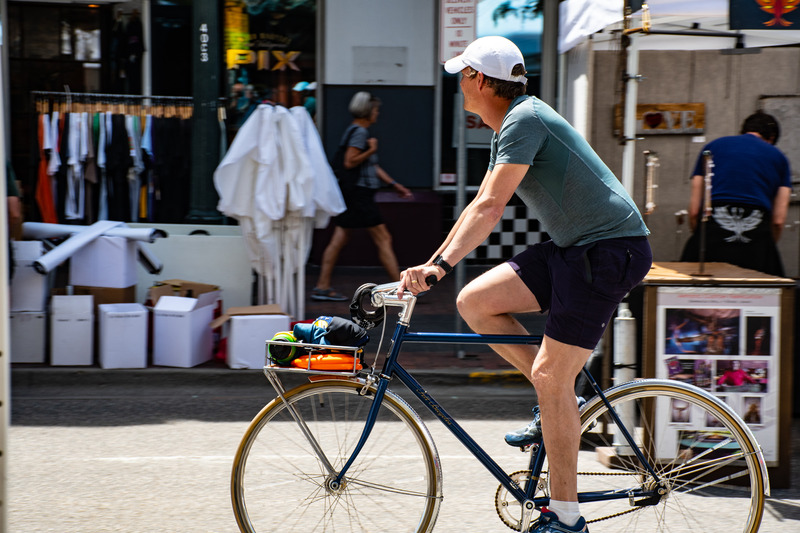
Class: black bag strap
339,124,360,150
331,124,362,173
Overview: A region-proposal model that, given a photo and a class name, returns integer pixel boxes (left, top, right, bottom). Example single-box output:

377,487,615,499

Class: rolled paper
33,220,124,275
23,221,167,243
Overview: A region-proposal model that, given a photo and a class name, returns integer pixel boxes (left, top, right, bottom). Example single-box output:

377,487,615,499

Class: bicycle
231,281,770,532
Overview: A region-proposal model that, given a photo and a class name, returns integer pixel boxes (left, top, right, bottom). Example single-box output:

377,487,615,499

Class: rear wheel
540,380,766,533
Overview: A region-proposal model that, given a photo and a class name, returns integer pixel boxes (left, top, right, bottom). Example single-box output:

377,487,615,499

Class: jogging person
398,36,652,533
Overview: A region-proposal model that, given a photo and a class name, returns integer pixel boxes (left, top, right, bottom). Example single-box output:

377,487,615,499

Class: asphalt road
8,368,800,532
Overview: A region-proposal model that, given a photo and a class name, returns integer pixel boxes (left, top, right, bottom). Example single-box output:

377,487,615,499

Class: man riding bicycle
398,36,652,533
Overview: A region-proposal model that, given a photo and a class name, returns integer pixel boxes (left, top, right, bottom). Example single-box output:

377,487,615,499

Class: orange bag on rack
290,353,362,371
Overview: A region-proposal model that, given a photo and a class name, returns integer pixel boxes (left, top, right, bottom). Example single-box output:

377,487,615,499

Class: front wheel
540,380,767,533
231,379,442,532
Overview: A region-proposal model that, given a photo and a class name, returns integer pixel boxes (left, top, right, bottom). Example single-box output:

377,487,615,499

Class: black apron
681,202,784,277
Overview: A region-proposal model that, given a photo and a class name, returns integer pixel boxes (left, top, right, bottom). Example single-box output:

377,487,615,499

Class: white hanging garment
64,112,85,220
47,111,61,177
289,106,346,228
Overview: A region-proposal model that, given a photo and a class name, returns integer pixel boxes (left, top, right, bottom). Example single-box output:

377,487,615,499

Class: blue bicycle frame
332,317,663,509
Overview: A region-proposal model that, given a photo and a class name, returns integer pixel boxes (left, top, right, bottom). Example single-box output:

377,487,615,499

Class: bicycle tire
538,379,766,533
231,379,443,532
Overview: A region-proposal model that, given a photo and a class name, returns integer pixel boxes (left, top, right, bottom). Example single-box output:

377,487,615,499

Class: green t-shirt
6,160,19,197
489,96,648,248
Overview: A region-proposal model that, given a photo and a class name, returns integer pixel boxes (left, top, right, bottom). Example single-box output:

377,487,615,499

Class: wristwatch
433,255,453,275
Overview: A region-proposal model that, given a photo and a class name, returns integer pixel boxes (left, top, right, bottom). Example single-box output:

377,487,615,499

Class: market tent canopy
559,0,800,53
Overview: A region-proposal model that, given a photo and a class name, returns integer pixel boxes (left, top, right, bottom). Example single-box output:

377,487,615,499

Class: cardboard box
98,303,148,369
147,279,221,305
10,240,50,312
152,290,221,368
9,311,47,363
69,285,137,309
69,236,137,288
50,295,94,366
210,305,290,369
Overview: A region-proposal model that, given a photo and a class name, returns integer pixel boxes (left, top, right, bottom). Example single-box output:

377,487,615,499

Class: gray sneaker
504,397,587,447
529,510,589,532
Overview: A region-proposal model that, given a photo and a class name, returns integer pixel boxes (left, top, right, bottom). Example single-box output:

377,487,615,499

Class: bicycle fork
265,372,339,476
265,371,390,486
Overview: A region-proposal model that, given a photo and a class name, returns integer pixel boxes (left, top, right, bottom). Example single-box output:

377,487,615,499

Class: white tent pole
0,20,10,526
621,33,639,196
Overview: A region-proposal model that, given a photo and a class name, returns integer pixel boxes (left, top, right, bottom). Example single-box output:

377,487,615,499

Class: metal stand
692,150,714,277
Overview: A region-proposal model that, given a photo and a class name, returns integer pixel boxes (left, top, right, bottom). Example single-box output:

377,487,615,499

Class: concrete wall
323,0,437,86
589,47,800,276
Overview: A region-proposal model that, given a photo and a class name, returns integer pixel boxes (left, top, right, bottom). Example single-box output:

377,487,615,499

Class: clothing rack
31,91,200,119
29,90,218,225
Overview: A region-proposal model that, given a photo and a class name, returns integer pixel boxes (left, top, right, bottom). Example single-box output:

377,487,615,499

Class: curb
10,364,528,389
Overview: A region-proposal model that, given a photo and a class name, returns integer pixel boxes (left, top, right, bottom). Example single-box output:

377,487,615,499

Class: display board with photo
654,287,780,462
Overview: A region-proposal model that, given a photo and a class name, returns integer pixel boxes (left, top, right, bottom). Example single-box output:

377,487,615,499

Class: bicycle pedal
519,443,539,453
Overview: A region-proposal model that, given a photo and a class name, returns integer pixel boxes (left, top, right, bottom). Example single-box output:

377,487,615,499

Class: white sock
547,499,581,527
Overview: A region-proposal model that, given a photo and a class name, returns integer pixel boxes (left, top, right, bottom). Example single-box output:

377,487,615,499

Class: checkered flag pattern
468,204,549,262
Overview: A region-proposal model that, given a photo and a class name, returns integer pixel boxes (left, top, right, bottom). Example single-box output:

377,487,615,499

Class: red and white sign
439,0,477,64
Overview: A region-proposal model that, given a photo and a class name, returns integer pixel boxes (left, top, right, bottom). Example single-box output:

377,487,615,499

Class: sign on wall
440,0,477,63
614,103,706,136
655,286,780,463
730,0,800,30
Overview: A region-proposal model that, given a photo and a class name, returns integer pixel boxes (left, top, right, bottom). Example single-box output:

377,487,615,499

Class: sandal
310,287,349,302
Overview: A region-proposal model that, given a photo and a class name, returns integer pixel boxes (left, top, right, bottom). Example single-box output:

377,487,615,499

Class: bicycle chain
494,470,649,530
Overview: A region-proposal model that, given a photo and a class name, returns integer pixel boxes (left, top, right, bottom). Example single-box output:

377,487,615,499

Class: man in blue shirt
398,36,651,532
681,111,792,276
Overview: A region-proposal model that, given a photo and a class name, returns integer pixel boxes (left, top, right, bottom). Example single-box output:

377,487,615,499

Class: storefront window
224,0,317,136
9,2,104,92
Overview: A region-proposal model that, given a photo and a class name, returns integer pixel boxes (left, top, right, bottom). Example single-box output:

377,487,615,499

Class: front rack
263,339,365,377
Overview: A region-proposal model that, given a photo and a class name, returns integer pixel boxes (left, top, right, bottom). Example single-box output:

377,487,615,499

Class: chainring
495,470,547,531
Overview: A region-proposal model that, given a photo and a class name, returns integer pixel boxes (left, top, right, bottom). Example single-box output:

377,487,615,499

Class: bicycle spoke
232,381,441,532
565,381,765,533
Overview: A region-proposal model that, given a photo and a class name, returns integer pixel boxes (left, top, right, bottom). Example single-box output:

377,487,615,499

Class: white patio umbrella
214,104,344,320
560,0,800,53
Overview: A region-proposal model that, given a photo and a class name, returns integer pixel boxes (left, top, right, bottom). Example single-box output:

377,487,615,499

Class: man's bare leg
457,263,591,506
531,336,591,502
456,264,540,382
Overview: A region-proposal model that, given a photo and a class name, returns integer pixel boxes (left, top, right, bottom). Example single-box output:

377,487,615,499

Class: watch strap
433,255,453,275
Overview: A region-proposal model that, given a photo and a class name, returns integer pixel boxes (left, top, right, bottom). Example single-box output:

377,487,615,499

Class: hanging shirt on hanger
96,111,109,220
35,112,58,223
64,111,85,220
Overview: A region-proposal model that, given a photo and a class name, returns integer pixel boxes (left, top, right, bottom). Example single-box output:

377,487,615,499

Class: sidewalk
10,265,530,388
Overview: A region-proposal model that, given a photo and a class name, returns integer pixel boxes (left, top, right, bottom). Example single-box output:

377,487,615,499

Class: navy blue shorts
508,236,652,350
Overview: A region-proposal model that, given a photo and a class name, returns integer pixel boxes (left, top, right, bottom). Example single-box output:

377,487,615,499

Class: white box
9,311,47,363
227,315,291,369
69,236,137,288
98,303,148,369
152,291,220,368
50,295,94,366
10,241,50,312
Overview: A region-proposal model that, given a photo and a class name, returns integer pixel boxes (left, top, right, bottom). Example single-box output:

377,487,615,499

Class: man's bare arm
771,186,791,241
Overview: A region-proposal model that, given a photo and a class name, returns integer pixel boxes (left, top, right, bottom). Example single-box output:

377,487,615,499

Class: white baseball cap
444,36,526,84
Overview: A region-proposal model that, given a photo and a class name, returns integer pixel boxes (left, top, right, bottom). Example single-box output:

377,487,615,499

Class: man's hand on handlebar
397,264,442,298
